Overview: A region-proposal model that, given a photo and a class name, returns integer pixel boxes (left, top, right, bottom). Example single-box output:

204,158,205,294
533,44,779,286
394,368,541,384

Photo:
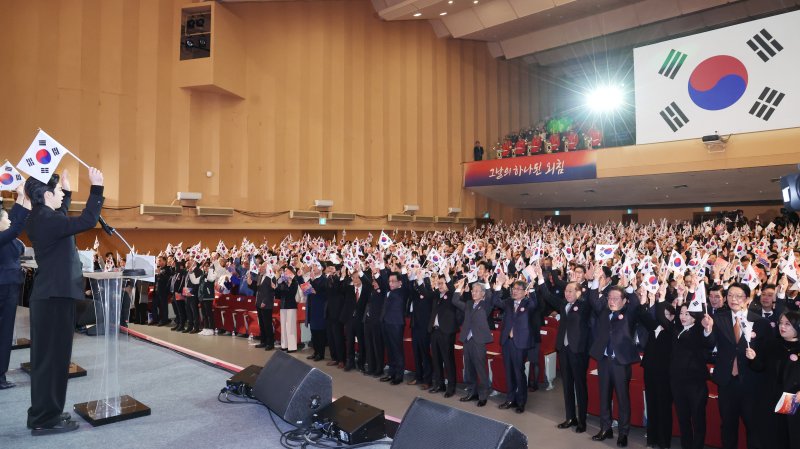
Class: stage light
554,210,560,216
704,206,712,212
585,85,624,113
413,12,422,17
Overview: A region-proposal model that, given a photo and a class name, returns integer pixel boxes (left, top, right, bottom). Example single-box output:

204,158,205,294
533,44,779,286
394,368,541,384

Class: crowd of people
473,119,603,161
128,215,800,449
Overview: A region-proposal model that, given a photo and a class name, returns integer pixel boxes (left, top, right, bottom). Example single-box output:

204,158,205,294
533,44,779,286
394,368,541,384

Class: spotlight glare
585,85,624,113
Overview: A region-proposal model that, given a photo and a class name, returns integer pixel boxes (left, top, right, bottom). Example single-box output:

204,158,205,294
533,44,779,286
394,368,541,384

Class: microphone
98,216,115,236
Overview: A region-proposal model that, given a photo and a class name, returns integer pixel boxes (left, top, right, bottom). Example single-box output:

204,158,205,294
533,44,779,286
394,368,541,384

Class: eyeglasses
728,294,747,300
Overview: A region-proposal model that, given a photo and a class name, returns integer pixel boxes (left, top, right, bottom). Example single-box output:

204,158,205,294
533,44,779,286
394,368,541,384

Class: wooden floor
126,322,654,449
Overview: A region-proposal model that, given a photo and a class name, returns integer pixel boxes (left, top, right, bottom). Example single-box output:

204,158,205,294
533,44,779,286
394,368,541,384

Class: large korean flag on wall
634,10,800,145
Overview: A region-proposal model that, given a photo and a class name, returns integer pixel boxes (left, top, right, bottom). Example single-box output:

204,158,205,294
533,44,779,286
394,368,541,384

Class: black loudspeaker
390,398,527,449
253,350,332,424
780,173,800,212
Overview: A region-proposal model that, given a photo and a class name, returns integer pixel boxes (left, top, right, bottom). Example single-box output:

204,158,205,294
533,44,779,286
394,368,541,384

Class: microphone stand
98,216,146,276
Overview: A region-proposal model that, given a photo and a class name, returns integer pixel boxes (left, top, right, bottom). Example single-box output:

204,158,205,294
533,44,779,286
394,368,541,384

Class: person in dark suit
363,275,385,377
152,255,172,326
706,283,773,449
749,284,782,337
745,310,800,449
276,266,299,352
664,302,716,449
253,264,276,350
318,263,343,367
539,276,591,433
638,298,675,449
304,266,328,361
407,269,433,389
24,168,104,435
489,275,539,414
377,269,408,385
0,185,31,390
452,277,496,407
340,268,370,372
589,277,641,448
427,274,457,397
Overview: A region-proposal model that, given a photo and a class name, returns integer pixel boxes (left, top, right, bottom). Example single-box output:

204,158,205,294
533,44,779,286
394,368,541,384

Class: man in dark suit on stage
25,168,104,436
589,277,641,448
489,275,539,414
377,268,408,385
253,264,276,350
153,255,173,326
341,269,370,372
452,277,496,407
324,263,345,368
706,283,773,449
539,274,591,433
427,274,457,397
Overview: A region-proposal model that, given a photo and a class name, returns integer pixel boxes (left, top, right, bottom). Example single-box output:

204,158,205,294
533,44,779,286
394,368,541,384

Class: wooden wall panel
0,0,538,231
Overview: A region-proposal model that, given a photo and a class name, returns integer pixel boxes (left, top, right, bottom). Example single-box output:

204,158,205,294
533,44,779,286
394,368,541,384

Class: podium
73,271,151,426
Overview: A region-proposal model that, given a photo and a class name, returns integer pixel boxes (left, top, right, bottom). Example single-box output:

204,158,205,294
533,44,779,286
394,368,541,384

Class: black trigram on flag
659,102,689,132
51,147,60,156
747,28,783,62
3,166,10,172
749,87,785,121
14,174,21,181
25,158,34,167
658,49,687,79
38,139,46,146
40,168,49,174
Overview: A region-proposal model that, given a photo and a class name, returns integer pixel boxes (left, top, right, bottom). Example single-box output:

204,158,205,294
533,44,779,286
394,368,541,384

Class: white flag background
634,10,800,145
16,129,69,183
0,160,25,191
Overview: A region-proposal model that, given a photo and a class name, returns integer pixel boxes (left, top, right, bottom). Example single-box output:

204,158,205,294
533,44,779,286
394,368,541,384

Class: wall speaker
390,398,527,449
253,350,332,424
780,173,800,211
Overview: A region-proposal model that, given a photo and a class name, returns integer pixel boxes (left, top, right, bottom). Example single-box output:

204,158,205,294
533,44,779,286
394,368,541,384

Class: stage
2,306,652,448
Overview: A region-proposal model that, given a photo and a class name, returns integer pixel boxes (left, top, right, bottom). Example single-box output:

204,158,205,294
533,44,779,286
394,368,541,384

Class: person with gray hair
0,184,31,390
452,276,497,407
24,167,104,436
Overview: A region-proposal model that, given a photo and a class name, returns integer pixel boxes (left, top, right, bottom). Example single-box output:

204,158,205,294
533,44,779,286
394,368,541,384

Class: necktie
764,312,772,318
510,301,520,338
606,312,616,358
733,317,741,376
564,303,572,346
467,301,479,340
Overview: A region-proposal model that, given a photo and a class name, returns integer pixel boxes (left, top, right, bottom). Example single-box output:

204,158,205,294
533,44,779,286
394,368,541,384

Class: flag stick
67,151,91,170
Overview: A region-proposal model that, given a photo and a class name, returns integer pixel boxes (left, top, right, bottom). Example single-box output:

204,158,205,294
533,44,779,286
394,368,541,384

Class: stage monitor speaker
390,398,527,449
253,350,332,424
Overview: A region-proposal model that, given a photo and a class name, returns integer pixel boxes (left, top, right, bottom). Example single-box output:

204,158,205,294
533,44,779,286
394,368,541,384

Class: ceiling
369,0,800,65
467,164,794,209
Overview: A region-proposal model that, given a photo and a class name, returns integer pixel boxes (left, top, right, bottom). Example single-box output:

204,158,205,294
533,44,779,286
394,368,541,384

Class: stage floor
4,307,653,448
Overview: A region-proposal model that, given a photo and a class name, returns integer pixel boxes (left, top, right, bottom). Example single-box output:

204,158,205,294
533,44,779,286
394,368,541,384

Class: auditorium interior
2,0,800,448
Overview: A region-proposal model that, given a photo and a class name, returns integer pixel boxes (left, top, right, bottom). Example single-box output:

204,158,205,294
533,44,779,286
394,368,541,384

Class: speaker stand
20,362,87,379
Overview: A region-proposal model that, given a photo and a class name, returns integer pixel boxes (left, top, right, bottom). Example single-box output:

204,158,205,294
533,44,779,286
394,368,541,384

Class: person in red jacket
514,138,527,157
564,128,579,152
547,132,561,153
530,134,543,155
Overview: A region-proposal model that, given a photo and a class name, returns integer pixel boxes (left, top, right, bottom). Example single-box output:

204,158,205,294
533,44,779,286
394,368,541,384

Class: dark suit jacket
254,274,276,309
638,302,673,375
539,282,591,354
276,276,299,309
26,186,104,300
0,203,29,285
708,309,772,386
748,302,782,337
154,265,174,297
453,289,497,345
340,275,371,324
364,285,386,325
428,287,457,334
488,290,538,350
377,269,408,326
409,278,434,331
589,289,642,365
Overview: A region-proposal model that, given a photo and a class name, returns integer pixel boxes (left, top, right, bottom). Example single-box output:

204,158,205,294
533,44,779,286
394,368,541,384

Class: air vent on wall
328,212,356,221
388,214,413,222
140,204,183,216
414,215,434,223
673,184,688,189
196,206,234,216
456,218,474,225
435,216,456,223
289,210,320,220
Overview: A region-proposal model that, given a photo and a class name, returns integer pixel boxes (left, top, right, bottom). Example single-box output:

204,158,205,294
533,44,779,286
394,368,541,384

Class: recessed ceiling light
474,0,479,3
448,0,453,3
413,12,422,17
440,12,447,16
